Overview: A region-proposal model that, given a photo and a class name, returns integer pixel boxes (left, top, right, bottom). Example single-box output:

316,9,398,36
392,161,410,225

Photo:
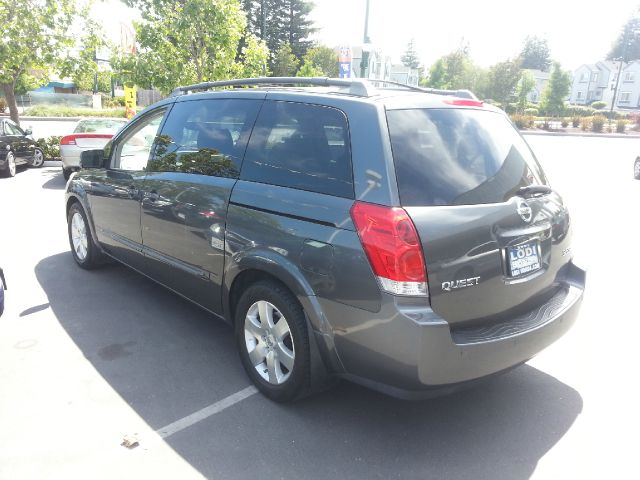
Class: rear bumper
60,146,81,168
322,262,585,399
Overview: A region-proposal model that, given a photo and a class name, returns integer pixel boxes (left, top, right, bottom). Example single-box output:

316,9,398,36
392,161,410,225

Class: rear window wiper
516,185,552,198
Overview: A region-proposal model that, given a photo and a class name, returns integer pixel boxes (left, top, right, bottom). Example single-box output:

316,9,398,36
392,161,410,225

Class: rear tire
30,148,44,168
67,203,104,269
62,167,71,181
634,157,640,180
235,280,311,402
1,152,16,178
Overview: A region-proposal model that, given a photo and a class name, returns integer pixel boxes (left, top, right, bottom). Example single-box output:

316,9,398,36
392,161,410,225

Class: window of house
619,91,632,103
576,91,584,100
242,101,354,198
580,73,588,82
624,72,636,82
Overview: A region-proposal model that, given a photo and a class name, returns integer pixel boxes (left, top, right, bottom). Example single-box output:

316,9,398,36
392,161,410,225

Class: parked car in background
0,119,45,177
60,118,127,180
0,268,6,317
65,78,585,402
634,156,640,180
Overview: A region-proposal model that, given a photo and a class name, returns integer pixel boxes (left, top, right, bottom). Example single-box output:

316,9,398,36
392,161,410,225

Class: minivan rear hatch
386,107,573,327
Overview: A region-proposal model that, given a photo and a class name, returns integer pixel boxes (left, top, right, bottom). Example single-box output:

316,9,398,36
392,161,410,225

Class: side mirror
80,149,105,169
24,127,32,136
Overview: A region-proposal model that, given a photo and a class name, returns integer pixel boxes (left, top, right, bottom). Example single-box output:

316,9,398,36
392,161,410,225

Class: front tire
62,167,72,181
1,152,16,178
30,148,44,168
67,203,104,269
634,157,640,180
236,281,311,402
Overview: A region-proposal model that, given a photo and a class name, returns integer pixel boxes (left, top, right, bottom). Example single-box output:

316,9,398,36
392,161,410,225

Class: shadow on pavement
40,165,66,190
36,252,583,480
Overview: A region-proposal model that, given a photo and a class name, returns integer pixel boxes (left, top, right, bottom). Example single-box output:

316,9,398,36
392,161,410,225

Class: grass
24,105,127,118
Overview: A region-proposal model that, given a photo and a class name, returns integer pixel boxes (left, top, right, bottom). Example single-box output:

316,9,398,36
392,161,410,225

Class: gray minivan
65,78,585,401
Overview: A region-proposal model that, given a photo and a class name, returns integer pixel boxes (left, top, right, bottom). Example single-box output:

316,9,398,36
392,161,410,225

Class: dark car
0,119,45,177
64,78,585,402
0,268,6,317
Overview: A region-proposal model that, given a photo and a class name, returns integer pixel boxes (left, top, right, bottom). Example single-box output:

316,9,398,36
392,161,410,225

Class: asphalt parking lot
0,135,638,479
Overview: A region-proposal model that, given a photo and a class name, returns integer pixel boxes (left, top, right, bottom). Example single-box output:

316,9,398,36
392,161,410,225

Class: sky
309,0,640,71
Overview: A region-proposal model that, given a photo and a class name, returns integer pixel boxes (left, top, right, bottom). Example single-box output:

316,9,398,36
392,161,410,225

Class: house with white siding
569,60,640,110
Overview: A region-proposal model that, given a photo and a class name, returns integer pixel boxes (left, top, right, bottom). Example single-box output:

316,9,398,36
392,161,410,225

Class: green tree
486,58,522,105
607,16,640,61
425,48,473,90
519,36,551,71
60,17,112,93
297,46,338,77
272,43,299,76
540,62,571,116
516,70,536,111
401,39,421,69
121,0,248,93
240,0,315,69
236,34,270,77
0,0,76,124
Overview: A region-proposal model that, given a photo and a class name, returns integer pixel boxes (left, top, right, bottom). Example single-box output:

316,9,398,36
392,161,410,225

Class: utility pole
609,26,629,118
360,0,371,78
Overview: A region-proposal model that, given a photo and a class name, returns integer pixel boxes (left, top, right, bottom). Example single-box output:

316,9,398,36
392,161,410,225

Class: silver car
60,118,127,180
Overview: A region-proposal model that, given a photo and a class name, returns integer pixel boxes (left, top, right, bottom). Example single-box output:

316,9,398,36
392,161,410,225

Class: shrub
561,118,569,128
510,114,535,129
591,101,607,110
524,107,539,116
542,118,551,130
565,105,596,117
0,97,6,113
36,136,62,160
591,115,606,132
102,96,126,108
572,116,580,128
24,105,126,118
581,117,592,131
616,119,628,133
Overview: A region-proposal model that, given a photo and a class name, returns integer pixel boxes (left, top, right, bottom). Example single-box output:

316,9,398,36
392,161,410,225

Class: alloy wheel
71,212,88,261
32,149,44,167
244,300,295,385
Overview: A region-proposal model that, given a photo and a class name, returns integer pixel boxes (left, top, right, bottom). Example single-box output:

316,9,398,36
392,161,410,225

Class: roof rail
170,77,375,97
357,79,479,99
418,88,479,100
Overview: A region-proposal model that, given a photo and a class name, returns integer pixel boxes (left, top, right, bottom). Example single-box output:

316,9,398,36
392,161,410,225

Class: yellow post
124,83,137,119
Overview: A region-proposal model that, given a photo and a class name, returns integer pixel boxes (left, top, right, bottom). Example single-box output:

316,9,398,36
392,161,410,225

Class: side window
241,101,354,198
147,99,262,178
5,122,23,136
112,110,165,171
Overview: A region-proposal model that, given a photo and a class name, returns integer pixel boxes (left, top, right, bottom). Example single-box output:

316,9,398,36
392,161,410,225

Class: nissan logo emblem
516,199,533,223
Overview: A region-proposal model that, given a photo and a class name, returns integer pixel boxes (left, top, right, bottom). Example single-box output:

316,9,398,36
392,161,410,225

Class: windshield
387,108,547,206
74,119,126,134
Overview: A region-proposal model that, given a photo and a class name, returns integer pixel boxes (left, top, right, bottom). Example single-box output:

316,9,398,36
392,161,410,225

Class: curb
521,131,639,139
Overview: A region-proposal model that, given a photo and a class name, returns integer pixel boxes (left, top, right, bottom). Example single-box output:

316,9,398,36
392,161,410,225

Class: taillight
60,135,76,145
60,133,113,146
443,98,484,107
350,201,428,297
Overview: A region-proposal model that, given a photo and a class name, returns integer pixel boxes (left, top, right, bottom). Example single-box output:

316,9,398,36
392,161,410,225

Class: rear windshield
74,119,126,134
387,108,547,206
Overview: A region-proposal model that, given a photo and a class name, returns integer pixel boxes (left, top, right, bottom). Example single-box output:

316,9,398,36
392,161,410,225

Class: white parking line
156,386,258,439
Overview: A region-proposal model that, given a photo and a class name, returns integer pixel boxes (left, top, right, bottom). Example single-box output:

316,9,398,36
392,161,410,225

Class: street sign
338,46,352,78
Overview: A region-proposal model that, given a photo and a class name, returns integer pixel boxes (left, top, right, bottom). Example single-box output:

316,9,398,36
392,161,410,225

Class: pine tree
240,0,316,72
540,62,571,116
401,39,420,69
